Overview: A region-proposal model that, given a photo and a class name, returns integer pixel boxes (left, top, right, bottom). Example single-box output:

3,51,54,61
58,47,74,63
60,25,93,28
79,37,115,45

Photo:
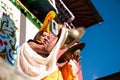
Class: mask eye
41,34,45,37
47,36,50,40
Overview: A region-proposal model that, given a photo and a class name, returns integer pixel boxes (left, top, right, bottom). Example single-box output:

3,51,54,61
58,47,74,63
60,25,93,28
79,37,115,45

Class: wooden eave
61,0,104,28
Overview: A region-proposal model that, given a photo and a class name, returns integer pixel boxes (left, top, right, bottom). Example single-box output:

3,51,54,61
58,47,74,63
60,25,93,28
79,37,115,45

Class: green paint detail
10,0,42,29
1,6,7,12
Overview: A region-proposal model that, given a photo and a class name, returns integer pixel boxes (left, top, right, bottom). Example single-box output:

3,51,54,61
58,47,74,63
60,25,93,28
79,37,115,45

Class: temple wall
0,0,38,65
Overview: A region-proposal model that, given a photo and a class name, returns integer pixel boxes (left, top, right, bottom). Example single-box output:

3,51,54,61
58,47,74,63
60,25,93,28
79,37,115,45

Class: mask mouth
43,40,47,45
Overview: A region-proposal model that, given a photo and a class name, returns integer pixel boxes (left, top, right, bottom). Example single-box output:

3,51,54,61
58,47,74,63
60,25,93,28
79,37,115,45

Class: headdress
39,11,56,33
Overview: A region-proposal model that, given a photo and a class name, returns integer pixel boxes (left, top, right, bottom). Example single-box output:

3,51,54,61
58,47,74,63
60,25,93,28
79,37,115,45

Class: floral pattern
0,1,18,65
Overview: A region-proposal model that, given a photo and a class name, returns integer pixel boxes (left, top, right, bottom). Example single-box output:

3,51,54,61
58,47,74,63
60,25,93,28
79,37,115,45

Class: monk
15,10,84,80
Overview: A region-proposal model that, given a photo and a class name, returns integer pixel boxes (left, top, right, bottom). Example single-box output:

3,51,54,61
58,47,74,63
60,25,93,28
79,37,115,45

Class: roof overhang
60,0,104,28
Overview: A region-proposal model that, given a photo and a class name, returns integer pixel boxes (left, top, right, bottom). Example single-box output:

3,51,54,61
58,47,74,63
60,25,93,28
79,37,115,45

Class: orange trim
60,63,76,80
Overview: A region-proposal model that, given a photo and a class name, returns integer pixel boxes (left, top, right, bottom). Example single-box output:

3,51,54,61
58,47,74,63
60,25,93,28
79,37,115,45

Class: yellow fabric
39,11,56,33
60,63,76,80
42,69,63,80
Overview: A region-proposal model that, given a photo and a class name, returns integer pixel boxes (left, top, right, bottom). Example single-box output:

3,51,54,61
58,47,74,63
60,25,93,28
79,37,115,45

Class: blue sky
80,0,120,80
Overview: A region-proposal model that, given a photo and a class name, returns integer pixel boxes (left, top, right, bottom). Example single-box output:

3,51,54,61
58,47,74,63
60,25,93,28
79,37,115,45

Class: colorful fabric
42,60,78,80
60,60,78,80
42,69,63,80
15,28,68,80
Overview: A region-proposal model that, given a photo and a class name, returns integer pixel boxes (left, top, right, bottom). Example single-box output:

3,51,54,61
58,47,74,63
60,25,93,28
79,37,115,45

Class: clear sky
80,0,120,80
